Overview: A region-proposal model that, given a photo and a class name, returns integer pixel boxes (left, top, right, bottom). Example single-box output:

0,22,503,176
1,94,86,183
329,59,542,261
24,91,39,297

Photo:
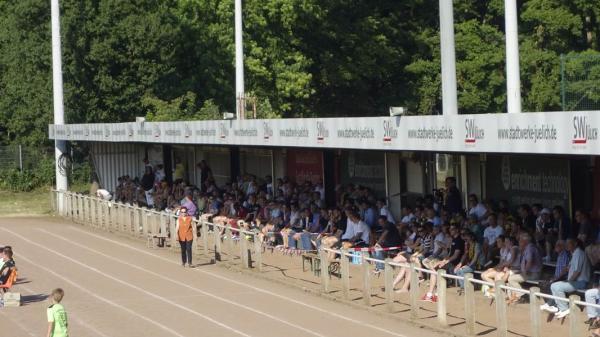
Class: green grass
0,189,54,216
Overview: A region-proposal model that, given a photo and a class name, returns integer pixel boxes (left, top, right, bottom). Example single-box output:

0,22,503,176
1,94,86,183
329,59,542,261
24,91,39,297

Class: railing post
362,251,371,306
225,224,233,261
202,221,209,257
192,220,199,257
437,269,448,326
238,228,248,268
384,258,394,312
78,195,84,223
170,215,178,250
215,226,223,263
409,262,419,320
495,281,508,337
254,233,262,271
529,287,541,337
91,198,97,228
320,248,330,293
569,295,581,337
464,273,476,336
341,248,350,299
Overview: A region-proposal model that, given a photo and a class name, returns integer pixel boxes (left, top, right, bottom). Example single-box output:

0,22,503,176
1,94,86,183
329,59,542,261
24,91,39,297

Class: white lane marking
13,254,186,337
2,228,253,337
40,229,328,337
69,226,410,337
20,284,112,337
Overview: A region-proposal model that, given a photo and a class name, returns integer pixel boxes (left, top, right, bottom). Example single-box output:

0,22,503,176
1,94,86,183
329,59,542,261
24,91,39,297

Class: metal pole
505,0,522,113
439,0,458,115
51,0,68,213
234,0,245,119
18,145,23,171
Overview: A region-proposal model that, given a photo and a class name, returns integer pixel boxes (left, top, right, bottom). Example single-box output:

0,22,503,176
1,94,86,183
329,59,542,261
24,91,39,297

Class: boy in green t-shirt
46,288,68,337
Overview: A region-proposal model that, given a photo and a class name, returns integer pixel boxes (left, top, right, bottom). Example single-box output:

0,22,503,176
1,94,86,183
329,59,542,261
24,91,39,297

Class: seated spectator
584,286,600,334
400,206,416,224
507,233,543,304
376,198,395,225
543,238,591,318
482,213,504,263
467,194,487,221
421,224,464,302
373,216,403,273
539,240,570,312
481,236,519,298
0,247,15,284
455,231,484,291
341,212,370,249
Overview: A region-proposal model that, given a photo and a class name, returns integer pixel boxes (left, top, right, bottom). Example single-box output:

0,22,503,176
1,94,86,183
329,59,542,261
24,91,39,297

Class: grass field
0,189,53,216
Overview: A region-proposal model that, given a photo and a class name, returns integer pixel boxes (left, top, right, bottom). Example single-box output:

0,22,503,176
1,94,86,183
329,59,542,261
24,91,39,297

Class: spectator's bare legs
392,254,408,288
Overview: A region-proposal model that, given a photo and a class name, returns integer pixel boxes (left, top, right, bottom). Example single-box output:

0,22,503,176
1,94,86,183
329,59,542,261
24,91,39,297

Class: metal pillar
440,0,458,115
505,0,522,113
51,0,68,212
235,0,245,119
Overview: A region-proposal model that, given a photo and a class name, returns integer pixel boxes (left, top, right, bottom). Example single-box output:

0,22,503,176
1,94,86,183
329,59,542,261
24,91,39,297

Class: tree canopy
1,0,599,145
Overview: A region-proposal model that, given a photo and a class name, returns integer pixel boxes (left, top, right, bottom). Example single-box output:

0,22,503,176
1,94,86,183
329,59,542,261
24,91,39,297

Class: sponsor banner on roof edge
48,110,600,155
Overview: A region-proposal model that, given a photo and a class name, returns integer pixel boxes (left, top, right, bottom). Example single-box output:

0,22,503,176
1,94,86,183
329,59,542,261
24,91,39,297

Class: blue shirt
554,250,570,280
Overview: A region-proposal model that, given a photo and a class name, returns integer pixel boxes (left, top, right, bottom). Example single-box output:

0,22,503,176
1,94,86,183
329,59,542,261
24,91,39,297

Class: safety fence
51,190,598,337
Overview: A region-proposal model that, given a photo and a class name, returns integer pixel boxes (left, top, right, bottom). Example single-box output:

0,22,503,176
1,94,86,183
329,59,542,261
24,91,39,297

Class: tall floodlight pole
235,0,245,119
51,0,68,212
505,0,522,113
439,0,458,115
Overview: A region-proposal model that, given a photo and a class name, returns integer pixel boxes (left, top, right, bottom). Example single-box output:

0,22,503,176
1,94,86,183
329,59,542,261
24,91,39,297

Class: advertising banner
49,110,600,156
286,150,323,184
485,155,570,210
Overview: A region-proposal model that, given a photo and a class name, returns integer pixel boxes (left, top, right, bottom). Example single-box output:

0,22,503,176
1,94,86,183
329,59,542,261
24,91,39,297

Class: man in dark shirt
373,216,403,272
518,204,536,234
422,225,464,302
444,177,463,216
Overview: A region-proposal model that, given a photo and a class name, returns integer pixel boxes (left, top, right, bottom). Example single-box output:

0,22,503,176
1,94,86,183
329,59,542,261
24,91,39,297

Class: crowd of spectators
98,160,600,329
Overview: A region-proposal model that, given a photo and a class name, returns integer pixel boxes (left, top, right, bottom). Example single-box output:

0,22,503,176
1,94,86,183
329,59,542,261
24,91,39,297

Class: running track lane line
69,226,410,337
1,228,253,337
19,284,112,337
13,253,186,337
39,228,329,337
0,310,37,337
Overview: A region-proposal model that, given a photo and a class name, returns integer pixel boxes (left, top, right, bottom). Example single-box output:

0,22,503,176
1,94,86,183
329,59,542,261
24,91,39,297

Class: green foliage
2,0,600,146
0,156,54,191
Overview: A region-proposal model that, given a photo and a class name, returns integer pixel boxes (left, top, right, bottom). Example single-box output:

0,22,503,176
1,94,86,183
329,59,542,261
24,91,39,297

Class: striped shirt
554,250,570,280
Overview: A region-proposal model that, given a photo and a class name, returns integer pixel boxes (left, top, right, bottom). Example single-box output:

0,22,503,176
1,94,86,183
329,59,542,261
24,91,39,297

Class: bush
0,156,55,191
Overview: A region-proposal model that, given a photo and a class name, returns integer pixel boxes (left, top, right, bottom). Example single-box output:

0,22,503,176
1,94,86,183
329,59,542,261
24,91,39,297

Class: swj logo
465,119,484,144
383,120,398,142
572,116,598,145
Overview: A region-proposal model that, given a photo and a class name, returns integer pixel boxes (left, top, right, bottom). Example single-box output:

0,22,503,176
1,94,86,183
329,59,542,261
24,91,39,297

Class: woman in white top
481,235,510,297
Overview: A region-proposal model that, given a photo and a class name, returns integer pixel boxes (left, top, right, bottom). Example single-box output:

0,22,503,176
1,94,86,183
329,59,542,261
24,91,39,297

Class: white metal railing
51,190,598,337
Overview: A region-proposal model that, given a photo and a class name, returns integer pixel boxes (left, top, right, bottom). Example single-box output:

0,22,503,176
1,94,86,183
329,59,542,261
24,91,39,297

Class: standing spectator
444,177,462,216
46,288,68,337
196,160,213,192
173,157,185,184
546,239,591,318
518,204,536,234
176,207,194,267
507,233,543,304
140,166,155,208
154,164,166,185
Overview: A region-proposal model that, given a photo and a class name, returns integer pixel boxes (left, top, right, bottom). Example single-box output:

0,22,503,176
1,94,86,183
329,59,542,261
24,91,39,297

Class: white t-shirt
96,189,112,200
483,225,504,245
468,203,487,220
401,213,416,224
380,206,395,224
